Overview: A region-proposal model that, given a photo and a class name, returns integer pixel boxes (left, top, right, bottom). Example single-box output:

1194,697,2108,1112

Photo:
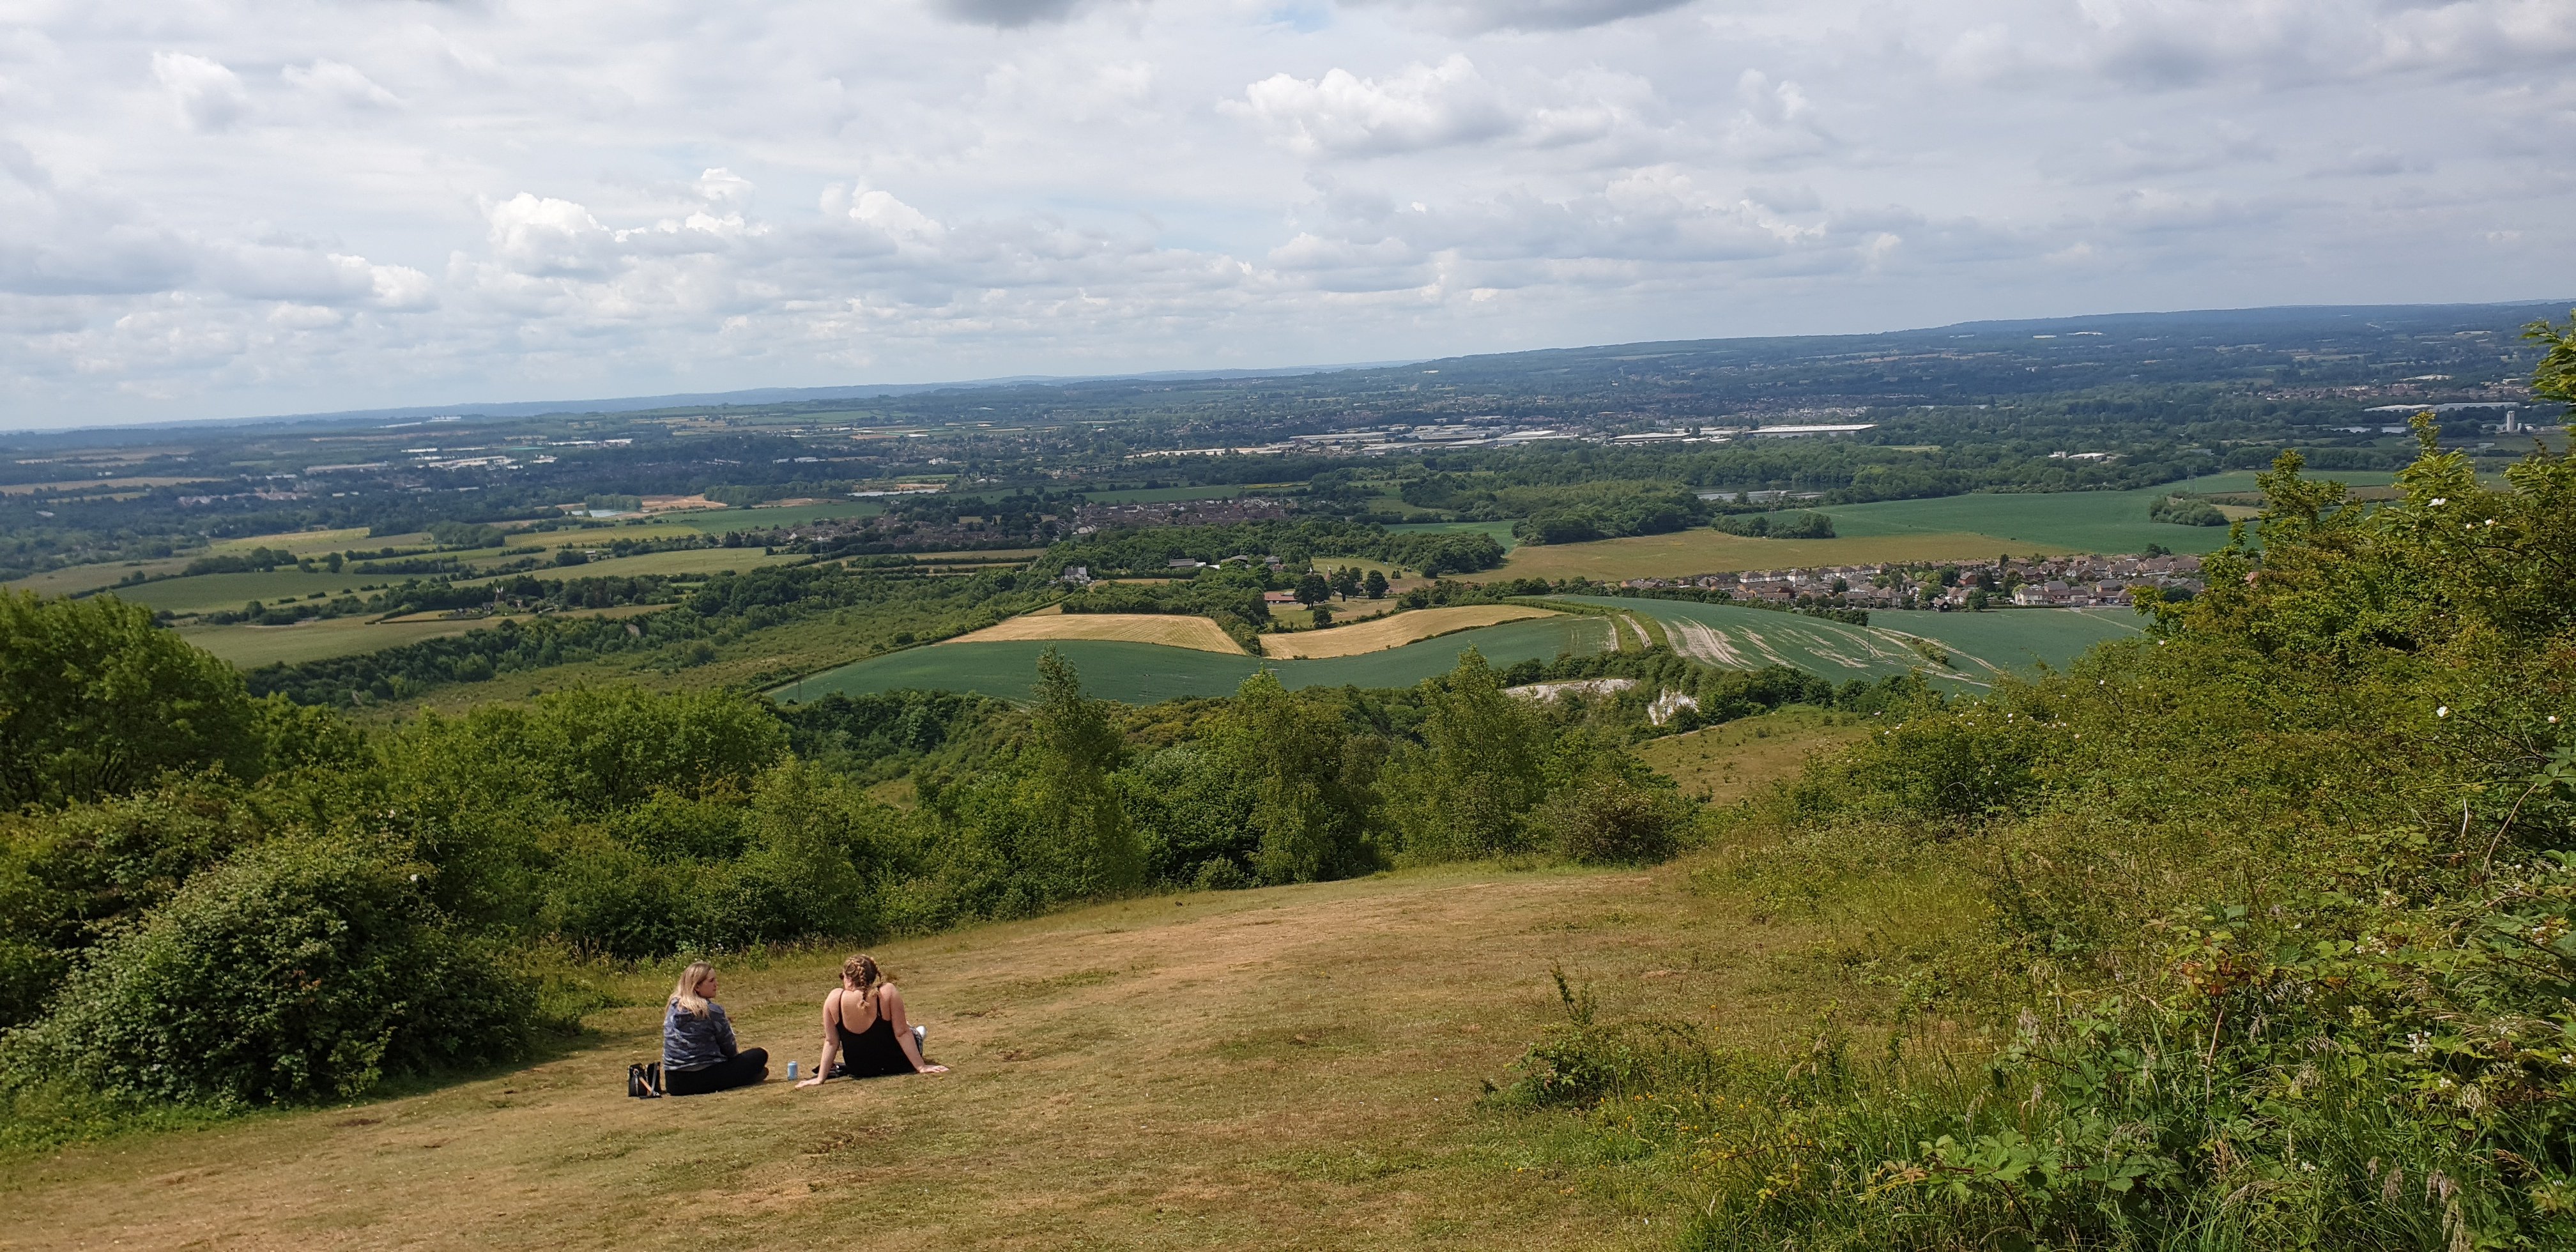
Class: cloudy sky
3,0,2570,426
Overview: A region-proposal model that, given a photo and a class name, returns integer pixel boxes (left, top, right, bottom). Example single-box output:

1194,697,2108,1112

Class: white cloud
281,61,401,111
151,52,249,133
1232,57,1515,157
0,0,2560,424
487,195,620,278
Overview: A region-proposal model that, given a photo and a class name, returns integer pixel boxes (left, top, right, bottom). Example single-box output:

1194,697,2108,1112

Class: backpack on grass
627,1062,663,1099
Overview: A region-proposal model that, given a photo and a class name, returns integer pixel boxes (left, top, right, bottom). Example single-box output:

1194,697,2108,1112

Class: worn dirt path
6,861,1802,1251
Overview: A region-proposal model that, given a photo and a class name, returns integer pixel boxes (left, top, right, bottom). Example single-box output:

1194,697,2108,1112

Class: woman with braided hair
796,953,946,1087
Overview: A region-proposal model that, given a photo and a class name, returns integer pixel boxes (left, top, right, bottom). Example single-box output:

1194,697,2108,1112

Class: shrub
3,839,536,1106
1712,510,1836,538
2147,492,2227,525
1535,770,1685,864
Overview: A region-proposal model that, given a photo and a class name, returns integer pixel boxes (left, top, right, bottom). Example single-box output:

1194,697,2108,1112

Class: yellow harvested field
1260,604,1561,659
1461,530,2078,583
946,612,1245,654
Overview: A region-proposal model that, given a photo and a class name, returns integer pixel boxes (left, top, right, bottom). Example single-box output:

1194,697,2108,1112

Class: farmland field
93,569,377,615
1813,470,2396,556
947,612,1246,654
5,558,196,597
650,500,882,533
1464,530,2062,583
1553,595,2141,687
777,615,1615,704
1259,604,1559,659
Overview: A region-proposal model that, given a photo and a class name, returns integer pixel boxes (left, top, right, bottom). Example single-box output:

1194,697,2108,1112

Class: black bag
628,1062,664,1099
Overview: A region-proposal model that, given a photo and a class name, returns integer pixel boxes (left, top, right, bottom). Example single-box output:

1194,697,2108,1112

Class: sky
2,1,2570,427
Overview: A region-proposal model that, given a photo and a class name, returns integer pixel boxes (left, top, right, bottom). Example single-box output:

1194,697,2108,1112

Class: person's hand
917,1064,949,1074
795,1076,826,1088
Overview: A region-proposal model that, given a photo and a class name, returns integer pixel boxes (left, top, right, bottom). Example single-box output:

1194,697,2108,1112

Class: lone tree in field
1363,569,1388,599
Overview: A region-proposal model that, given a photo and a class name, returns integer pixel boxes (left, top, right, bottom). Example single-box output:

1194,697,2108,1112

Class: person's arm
797,989,842,1088
714,1004,739,1060
878,984,947,1074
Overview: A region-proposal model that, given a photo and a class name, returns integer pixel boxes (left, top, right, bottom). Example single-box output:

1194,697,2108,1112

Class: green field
1814,471,2395,556
1554,595,2141,688
776,614,1615,703
98,570,374,615
1384,519,1522,552
648,500,881,533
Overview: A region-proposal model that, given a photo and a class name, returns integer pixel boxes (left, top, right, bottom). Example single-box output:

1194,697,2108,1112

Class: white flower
2437,706,2450,718
2432,498,2448,507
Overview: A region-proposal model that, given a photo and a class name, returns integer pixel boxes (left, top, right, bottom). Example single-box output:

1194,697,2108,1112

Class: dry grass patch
948,612,1245,655
1261,604,1561,659
0,863,1846,1251
1634,708,1872,805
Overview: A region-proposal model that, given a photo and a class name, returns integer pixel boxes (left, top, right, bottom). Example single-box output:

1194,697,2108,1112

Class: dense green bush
1711,509,1836,538
2147,492,2227,525
3,839,535,1106
1535,768,1688,864
0,592,268,809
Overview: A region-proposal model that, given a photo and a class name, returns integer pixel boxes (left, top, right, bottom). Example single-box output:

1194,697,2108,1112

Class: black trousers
665,1048,768,1095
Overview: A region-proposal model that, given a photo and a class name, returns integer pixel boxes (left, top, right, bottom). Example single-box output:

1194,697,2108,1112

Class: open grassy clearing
1470,530,2073,583
946,612,1246,655
0,856,1873,1251
208,526,391,556
1632,708,1873,805
178,616,489,668
1260,605,1561,659
779,616,1617,705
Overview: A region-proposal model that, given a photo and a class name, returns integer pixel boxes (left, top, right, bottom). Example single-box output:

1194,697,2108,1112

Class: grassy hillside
0,853,1875,1251
1632,708,1873,805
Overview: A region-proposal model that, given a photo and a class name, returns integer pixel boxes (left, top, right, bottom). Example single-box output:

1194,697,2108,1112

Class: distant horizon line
13,296,2569,439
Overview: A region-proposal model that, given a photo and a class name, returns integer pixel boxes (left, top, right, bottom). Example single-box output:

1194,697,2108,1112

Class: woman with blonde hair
661,961,769,1096
796,954,945,1087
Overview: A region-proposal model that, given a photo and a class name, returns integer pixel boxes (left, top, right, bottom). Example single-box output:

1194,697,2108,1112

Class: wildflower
2437,706,2449,718
2432,498,2447,506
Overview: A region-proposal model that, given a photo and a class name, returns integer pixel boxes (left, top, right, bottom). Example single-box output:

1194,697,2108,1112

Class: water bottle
787,1060,799,1080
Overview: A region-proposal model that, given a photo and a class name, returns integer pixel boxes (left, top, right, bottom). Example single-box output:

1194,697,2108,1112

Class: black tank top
834,989,913,1078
